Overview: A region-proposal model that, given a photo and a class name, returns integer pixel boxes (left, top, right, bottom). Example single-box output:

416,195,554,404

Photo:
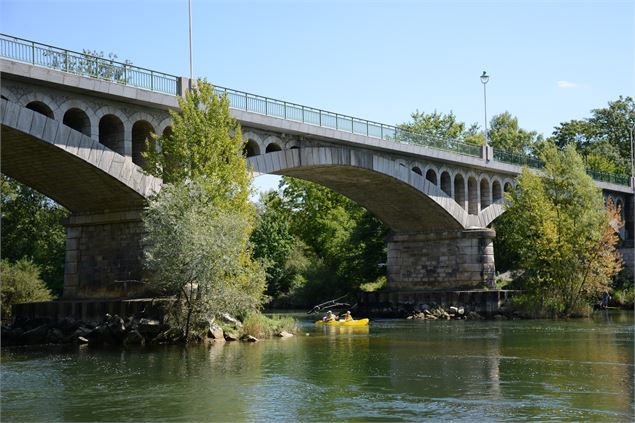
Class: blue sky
2,0,633,193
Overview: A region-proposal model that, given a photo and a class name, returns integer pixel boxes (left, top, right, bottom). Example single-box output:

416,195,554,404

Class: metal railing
0,33,630,185
0,33,178,95
212,86,482,157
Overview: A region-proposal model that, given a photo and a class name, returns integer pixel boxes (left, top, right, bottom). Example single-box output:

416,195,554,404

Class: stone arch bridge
1,42,632,300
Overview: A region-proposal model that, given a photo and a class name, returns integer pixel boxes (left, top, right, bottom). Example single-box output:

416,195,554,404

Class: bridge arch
63,108,92,137
58,99,98,137
425,167,437,185
26,101,54,119
132,120,155,168
99,114,125,155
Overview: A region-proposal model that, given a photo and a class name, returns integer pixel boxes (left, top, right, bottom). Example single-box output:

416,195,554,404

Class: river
1,311,633,421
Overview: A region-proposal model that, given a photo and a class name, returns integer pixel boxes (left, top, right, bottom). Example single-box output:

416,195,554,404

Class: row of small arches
2,94,172,168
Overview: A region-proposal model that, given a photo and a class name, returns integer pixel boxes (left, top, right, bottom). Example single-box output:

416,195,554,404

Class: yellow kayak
315,318,369,326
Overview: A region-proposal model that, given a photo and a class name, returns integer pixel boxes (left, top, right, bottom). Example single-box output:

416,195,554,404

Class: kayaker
343,311,353,322
323,310,336,322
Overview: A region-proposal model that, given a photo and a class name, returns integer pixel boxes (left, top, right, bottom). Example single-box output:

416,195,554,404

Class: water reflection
1,312,633,421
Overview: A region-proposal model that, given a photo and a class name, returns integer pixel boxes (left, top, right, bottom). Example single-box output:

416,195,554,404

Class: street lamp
480,71,490,145
630,122,635,178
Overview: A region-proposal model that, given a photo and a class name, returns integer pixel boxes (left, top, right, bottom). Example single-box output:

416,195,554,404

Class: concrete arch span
249,146,466,232
1,99,161,212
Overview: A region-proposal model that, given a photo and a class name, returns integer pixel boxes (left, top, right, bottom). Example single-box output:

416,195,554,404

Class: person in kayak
343,311,353,322
323,310,336,322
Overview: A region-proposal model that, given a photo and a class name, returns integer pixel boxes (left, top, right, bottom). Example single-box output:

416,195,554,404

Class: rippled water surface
1,311,633,421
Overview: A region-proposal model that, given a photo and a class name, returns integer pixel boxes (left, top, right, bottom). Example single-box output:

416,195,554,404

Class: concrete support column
63,209,145,299
386,228,496,291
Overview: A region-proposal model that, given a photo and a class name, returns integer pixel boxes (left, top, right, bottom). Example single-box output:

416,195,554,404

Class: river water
1,311,633,422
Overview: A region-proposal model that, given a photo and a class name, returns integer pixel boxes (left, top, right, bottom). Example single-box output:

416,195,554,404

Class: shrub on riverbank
242,313,297,338
1,259,54,323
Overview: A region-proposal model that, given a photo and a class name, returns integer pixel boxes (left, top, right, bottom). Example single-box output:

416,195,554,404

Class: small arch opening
504,182,513,193
480,178,491,209
425,169,437,185
440,171,451,196
243,139,261,157
468,176,478,215
132,120,155,168
63,108,91,136
412,166,422,176
492,181,502,202
99,114,125,155
454,174,466,209
265,143,282,153
289,146,299,150
26,101,54,119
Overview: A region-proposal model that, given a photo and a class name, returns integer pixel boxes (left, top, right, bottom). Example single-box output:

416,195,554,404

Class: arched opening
440,171,451,196
412,166,422,176
468,176,478,215
454,174,466,209
289,145,299,150
99,114,124,155
26,101,54,119
63,108,91,136
425,169,437,185
504,182,513,193
492,181,502,202
1,95,8,101
480,178,491,209
132,120,154,168
244,139,260,157
265,143,282,153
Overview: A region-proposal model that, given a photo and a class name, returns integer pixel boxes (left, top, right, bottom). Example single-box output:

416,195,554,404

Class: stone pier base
63,209,146,299
387,228,496,291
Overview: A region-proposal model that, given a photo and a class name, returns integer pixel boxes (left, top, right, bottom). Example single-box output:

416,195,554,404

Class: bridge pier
386,228,496,291
63,209,146,299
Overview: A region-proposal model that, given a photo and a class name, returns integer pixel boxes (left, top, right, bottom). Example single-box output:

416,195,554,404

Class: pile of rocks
2,313,293,348
406,305,486,320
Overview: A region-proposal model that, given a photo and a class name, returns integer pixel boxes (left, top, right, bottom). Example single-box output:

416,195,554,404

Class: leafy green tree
488,111,542,154
142,80,265,338
500,143,622,316
398,110,485,147
1,259,54,322
550,96,634,174
143,178,266,339
1,176,68,295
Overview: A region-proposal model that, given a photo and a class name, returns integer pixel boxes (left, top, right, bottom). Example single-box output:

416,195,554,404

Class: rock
276,331,293,338
153,327,183,344
77,336,89,344
124,330,145,346
58,317,80,332
243,335,258,342
493,314,508,321
47,328,64,344
73,326,93,338
22,324,49,345
419,304,430,311
457,307,465,315
426,315,438,320
106,315,126,336
220,313,243,328
207,323,224,340
137,318,162,336
467,311,484,320
449,306,459,314
224,331,239,341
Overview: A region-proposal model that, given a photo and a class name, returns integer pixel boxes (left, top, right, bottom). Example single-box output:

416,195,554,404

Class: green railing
494,149,630,186
0,34,178,95
212,86,482,157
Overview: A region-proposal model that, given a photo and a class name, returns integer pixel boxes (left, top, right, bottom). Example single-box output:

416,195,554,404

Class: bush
1,259,54,322
242,313,297,338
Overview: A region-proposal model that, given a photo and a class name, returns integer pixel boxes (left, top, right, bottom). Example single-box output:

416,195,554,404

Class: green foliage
1,176,68,295
498,144,622,316
550,96,634,175
1,259,54,322
142,80,266,338
44,48,133,83
398,110,484,147
251,177,388,306
487,111,543,154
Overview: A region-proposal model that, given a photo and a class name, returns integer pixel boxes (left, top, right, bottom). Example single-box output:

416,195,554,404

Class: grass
242,313,297,338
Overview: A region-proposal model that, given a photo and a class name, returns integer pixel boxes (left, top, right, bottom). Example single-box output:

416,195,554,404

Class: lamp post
188,0,193,81
480,71,490,146
630,122,635,178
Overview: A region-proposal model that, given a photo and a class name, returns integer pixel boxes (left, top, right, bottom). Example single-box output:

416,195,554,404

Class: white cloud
557,80,579,89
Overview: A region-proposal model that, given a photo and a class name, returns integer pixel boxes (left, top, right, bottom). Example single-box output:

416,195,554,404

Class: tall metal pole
188,0,193,81
630,123,634,178
480,71,490,146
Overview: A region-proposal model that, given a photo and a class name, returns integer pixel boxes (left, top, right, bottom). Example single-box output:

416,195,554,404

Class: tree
1,259,53,322
398,110,485,147
550,96,634,175
142,80,265,338
488,111,542,154
143,178,266,338
500,143,622,316
1,176,68,295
